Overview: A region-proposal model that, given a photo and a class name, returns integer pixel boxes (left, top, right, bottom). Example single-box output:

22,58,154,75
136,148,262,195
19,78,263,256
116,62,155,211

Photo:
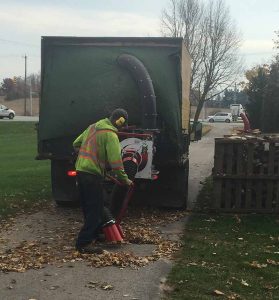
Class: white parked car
0,104,15,119
207,112,232,123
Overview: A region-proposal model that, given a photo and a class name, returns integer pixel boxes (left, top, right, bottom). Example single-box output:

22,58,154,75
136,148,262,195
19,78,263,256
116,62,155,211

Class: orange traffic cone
116,223,124,239
102,220,123,242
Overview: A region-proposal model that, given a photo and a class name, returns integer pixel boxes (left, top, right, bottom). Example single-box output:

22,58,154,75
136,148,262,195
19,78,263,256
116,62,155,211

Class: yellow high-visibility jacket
73,118,129,183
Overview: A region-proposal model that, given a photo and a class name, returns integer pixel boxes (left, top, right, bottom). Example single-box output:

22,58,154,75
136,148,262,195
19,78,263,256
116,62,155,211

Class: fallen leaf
101,284,114,290
241,279,249,287
267,259,279,265
86,285,97,289
0,206,187,272
177,280,183,284
249,261,267,269
160,278,167,284
264,284,276,290
227,293,240,299
160,283,174,293
213,289,225,296
234,215,241,224
188,262,198,266
49,285,60,290
205,218,216,222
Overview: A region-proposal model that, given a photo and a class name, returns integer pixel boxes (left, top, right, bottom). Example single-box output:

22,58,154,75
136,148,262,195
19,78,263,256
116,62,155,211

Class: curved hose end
240,112,251,133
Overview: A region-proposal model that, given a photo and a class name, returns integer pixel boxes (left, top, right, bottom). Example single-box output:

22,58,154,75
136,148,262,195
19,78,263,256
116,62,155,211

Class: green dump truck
37,36,191,208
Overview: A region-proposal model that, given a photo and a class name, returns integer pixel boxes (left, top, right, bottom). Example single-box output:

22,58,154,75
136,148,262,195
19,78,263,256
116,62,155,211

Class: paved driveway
0,122,237,300
188,122,238,209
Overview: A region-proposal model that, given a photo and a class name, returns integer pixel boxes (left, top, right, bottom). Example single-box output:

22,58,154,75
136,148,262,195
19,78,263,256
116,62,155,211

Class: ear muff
115,116,125,126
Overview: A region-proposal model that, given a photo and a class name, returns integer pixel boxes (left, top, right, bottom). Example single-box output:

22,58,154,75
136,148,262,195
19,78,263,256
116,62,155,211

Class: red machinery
102,179,135,242
240,112,251,133
102,130,158,242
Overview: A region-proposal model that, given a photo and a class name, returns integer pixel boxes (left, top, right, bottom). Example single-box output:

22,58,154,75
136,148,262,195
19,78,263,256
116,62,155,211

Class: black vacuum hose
117,54,157,129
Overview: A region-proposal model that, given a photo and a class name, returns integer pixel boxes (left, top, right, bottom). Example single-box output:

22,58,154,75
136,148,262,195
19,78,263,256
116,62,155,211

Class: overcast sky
0,0,278,81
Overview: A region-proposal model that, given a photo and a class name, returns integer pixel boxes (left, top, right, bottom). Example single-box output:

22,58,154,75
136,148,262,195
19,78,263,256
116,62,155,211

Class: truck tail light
67,170,77,177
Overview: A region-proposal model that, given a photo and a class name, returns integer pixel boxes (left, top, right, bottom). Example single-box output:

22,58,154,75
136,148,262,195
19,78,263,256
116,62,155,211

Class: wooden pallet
213,136,279,213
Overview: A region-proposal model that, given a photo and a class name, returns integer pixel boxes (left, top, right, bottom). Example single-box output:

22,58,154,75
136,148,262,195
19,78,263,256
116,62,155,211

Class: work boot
96,233,106,243
76,244,104,254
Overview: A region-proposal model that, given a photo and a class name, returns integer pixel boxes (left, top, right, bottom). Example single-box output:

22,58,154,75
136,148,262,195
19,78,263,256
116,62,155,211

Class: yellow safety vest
73,118,129,183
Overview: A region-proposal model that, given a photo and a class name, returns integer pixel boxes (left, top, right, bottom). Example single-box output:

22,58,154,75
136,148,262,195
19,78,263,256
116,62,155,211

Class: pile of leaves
0,206,187,272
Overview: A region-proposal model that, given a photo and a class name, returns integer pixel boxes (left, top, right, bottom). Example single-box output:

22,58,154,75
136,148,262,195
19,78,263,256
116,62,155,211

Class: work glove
125,179,133,186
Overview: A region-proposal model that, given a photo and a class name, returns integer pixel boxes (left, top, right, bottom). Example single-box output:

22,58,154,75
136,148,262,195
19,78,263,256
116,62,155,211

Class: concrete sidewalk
188,122,236,209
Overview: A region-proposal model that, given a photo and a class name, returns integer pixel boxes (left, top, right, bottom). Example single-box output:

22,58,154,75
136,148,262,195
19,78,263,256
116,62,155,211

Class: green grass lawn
0,122,51,217
167,180,279,300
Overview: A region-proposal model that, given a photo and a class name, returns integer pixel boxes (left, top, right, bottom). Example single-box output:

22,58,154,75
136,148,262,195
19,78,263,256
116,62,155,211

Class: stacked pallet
213,134,279,213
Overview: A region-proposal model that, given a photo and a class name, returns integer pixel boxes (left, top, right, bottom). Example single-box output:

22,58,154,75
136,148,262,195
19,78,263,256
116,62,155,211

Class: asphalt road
0,116,39,122
0,121,238,300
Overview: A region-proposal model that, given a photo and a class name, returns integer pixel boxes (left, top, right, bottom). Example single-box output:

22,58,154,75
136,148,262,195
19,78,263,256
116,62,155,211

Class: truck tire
51,160,79,206
167,162,189,209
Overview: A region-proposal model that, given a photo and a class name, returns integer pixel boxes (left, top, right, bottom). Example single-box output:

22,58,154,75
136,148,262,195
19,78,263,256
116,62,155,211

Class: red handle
106,174,134,224
116,183,135,224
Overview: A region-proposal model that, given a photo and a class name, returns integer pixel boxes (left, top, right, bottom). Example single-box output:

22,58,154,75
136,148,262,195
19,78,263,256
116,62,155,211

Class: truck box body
38,37,191,207
230,104,244,116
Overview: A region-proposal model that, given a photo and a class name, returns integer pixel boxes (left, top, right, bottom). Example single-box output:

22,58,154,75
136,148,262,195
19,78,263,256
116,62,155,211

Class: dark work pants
76,172,103,248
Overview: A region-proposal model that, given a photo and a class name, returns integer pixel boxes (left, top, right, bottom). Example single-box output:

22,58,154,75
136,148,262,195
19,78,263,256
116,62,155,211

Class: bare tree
274,30,279,52
161,0,242,131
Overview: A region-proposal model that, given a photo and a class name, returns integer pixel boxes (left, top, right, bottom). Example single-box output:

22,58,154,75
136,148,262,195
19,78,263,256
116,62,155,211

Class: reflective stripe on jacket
73,118,129,183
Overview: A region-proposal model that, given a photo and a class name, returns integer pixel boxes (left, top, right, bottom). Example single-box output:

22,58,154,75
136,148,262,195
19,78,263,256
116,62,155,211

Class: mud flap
51,160,79,205
133,161,189,209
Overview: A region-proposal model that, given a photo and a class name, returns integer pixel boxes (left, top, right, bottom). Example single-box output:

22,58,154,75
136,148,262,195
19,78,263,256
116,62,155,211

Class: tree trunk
191,98,205,134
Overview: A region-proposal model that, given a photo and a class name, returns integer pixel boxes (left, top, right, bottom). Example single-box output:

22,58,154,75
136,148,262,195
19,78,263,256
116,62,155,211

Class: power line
0,54,40,58
240,51,276,56
0,38,39,48
0,55,23,58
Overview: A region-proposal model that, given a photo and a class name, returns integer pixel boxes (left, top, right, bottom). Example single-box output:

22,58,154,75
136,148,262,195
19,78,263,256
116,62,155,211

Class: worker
73,108,132,254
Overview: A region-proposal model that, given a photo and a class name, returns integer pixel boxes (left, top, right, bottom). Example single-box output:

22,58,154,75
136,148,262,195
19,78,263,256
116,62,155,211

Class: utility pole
233,82,237,104
204,100,207,121
29,77,33,116
24,54,27,116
